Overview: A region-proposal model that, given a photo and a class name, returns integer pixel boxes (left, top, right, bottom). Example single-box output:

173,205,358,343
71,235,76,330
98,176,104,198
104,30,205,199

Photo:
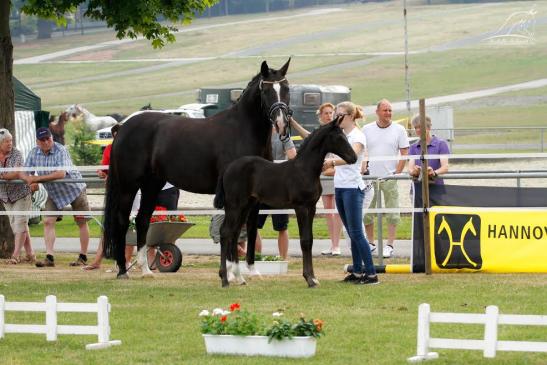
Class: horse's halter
259,78,292,140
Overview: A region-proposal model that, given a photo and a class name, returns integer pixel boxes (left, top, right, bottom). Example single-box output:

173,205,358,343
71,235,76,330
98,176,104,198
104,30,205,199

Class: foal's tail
213,175,225,209
102,164,119,259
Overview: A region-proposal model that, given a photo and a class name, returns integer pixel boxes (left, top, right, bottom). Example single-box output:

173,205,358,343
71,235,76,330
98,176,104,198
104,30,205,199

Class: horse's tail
102,163,119,259
213,175,225,209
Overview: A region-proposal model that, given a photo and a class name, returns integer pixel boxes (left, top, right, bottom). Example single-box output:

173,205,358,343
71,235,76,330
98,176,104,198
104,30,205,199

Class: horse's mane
236,72,262,103
296,123,331,154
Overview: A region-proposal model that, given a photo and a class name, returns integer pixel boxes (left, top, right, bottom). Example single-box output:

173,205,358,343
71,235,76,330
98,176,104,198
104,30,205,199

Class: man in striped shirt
23,127,90,268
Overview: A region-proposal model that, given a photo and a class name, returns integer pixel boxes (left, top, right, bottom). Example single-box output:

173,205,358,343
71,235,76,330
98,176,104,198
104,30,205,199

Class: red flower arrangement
149,205,187,224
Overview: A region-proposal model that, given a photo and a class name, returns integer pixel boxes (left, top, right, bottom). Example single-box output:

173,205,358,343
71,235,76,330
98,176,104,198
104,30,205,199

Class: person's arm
285,146,297,160
429,140,450,177
408,158,420,177
323,142,363,170
395,147,409,174
1,151,24,180
24,170,65,184
289,117,310,138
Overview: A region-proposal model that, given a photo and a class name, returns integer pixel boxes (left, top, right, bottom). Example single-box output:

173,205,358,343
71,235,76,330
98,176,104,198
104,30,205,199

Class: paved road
30,237,412,258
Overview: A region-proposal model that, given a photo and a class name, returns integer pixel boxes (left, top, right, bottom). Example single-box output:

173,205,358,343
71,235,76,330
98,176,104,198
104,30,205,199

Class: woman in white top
323,102,378,285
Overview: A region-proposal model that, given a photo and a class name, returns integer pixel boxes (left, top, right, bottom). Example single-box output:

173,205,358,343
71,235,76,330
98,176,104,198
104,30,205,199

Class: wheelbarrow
125,221,194,272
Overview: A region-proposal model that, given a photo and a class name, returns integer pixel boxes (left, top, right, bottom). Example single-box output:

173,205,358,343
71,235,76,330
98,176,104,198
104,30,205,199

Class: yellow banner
429,208,547,273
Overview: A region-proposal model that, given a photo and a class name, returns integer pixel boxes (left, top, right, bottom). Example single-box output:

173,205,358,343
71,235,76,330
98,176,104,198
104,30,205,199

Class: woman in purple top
408,115,449,185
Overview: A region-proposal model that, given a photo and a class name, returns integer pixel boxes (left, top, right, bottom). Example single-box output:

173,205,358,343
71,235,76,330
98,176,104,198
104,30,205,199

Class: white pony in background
65,104,118,132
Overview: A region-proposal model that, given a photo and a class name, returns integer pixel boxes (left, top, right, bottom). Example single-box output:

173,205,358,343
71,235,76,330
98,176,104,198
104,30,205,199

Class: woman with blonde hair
324,102,378,284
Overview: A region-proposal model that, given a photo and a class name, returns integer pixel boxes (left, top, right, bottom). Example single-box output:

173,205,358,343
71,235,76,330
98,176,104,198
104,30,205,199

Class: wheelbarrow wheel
155,244,183,272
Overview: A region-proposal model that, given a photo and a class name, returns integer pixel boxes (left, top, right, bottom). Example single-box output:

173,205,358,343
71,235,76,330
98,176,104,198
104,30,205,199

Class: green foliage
21,0,219,48
267,317,324,341
67,120,102,165
254,254,283,261
199,303,325,340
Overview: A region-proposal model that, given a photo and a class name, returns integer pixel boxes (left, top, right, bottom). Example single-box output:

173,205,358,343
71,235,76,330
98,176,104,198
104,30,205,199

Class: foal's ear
333,114,343,127
279,57,291,76
261,61,270,78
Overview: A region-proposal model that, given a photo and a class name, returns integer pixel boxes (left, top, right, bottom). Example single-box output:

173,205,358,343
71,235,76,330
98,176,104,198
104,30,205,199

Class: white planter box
202,334,316,358
240,261,288,275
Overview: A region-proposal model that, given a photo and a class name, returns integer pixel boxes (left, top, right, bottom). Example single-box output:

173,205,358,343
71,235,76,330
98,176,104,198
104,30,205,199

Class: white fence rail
0,295,121,350
408,303,547,362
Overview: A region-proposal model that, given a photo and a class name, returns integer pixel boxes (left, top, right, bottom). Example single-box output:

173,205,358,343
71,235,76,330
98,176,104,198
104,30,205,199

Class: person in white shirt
324,102,378,285
362,99,409,258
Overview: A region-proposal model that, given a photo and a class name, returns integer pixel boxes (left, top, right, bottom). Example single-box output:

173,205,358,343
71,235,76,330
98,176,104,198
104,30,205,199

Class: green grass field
0,255,545,365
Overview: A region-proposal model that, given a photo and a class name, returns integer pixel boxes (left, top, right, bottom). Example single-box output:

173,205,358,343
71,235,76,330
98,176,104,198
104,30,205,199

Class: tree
0,0,217,258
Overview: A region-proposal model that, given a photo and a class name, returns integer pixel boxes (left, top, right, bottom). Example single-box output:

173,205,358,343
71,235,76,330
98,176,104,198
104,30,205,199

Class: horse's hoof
117,273,129,280
227,271,236,283
307,278,320,288
222,281,230,288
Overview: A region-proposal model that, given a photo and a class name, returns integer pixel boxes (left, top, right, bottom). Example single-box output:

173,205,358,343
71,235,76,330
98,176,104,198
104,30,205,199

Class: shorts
257,204,289,231
156,187,180,210
320,178,334,196
363,179,400,226
209,214,247,244
3,195,31,234
44,189,91,223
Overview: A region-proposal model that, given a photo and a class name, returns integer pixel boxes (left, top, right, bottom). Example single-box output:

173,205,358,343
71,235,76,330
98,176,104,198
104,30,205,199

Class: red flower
230,303,240,312
220,315,227,322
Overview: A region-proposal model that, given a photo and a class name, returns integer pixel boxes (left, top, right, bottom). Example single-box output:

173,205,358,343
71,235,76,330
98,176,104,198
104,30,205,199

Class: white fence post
408,303,547,362
416,303,430,356
484,305,499,358
408,303,439,362
45,295,58,341
0,295,5,339
97,296,109,343
1,295,121,349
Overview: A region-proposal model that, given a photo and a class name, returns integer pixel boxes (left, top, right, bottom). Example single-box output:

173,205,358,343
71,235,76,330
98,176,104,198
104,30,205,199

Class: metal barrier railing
2,170,547,264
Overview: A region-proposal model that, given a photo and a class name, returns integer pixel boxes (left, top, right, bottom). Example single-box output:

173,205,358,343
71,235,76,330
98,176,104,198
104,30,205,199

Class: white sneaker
383,245,394,258
369,244,377,253
321,249,341,256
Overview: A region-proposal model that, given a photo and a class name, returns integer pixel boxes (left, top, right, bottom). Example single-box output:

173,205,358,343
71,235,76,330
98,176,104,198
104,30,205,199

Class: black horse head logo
434,214,482,270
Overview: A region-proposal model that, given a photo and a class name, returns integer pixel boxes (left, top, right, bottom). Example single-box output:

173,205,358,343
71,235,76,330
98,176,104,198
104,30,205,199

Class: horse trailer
198,84,351,138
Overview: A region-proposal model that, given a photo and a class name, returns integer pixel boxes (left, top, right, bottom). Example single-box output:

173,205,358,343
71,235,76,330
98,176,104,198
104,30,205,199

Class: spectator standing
324,101,377,284
362,99,409,258
0,128,35,264
255,127,297,260
22,127,91,268
408,114,450,184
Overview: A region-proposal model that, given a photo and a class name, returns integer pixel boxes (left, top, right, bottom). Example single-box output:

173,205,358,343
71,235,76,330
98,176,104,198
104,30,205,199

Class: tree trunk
0,203,15,258
0,0,16,258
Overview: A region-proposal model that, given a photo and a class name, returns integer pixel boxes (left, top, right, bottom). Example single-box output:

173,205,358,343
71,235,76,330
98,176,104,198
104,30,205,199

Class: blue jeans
335,187,376,276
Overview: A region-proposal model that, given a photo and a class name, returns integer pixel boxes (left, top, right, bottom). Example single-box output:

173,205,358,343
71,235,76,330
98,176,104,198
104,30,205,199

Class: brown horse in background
48,112,69,145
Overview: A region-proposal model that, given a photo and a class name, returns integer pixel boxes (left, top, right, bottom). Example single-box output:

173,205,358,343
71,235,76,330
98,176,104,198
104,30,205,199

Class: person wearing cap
0,128,36,264
22,127,91,268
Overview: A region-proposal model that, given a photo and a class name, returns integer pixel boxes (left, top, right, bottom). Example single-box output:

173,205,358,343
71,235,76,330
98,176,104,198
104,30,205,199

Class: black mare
214,117,357,287
103,59,292,278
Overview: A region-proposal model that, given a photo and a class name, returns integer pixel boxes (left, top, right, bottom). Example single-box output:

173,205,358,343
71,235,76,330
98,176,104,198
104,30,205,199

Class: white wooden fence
0,295,121,350
408,303,547,362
